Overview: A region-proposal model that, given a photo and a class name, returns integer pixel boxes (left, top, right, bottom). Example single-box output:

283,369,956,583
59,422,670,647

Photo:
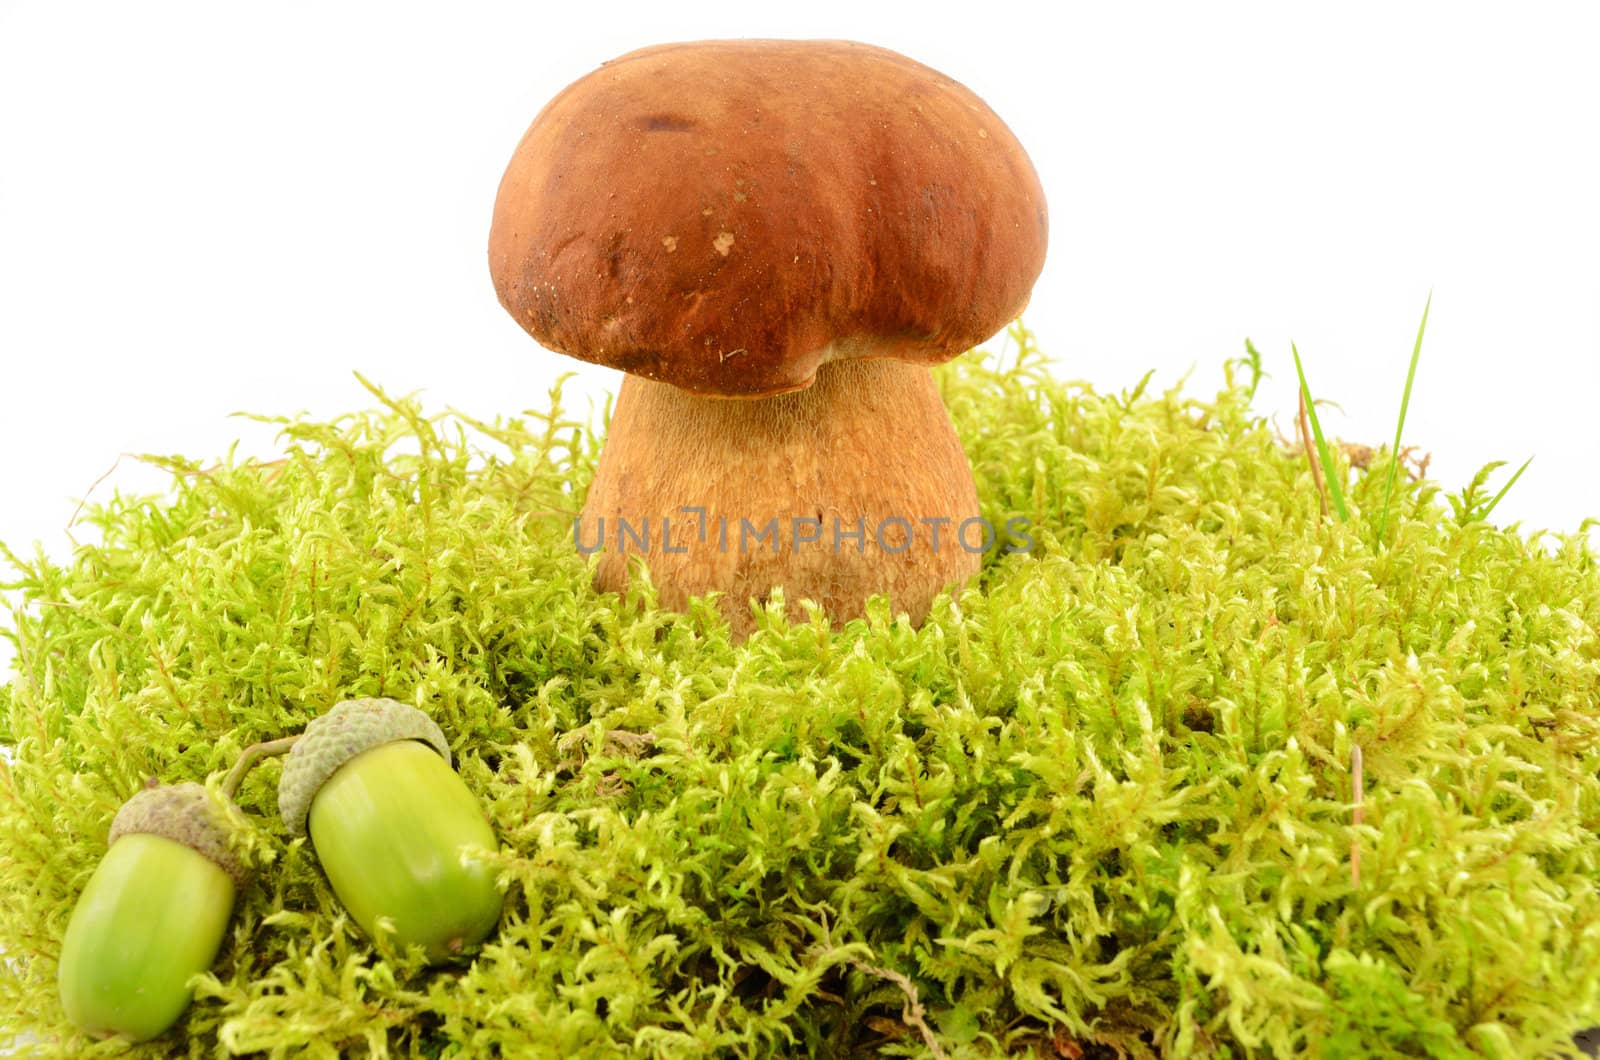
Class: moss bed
3,330,1599,1057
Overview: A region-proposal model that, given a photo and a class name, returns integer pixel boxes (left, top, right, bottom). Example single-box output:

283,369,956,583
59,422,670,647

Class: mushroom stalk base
579,357,982,636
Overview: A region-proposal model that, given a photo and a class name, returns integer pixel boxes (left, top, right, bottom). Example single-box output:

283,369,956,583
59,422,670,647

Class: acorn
58,781,245,1042
278,697,502,962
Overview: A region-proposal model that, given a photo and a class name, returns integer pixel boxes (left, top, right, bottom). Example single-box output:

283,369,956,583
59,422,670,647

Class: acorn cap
489,38,1048,397
277,698,452,838
109,781,250,887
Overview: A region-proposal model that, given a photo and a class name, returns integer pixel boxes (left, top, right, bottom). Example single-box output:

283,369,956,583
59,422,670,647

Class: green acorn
278,697,502,962
58,781,245,1042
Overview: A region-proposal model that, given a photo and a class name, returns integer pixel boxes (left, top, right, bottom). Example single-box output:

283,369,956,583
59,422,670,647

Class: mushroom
489,39,1047,636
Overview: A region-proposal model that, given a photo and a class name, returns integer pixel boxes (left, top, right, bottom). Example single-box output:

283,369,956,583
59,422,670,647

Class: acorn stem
222,736,301,800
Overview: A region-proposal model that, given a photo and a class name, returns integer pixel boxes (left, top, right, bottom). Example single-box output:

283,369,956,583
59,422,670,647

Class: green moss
3,326,1599,1057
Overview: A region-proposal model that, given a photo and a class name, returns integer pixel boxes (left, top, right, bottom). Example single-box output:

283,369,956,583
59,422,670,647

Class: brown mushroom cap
489,39,1048,397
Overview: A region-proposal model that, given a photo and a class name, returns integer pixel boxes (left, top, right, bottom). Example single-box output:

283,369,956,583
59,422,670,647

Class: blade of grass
1377,292,1431,547
1479,455,1533,522
1291,343,1350,522
1297,387,1329,519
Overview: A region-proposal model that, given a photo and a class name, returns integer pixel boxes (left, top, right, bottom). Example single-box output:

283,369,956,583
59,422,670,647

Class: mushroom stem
579,356,983,635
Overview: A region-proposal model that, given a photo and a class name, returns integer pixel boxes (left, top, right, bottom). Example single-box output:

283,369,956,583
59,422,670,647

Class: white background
2,2,1598,674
